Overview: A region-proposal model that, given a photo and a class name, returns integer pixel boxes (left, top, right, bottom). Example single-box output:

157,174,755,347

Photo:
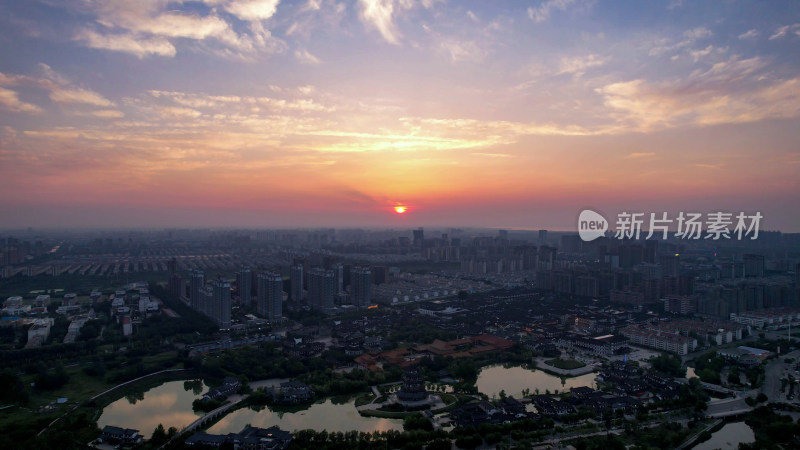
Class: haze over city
1,0,799,230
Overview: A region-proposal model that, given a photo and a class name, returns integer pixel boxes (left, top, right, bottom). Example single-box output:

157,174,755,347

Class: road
705,397,752,418
761,349,800,402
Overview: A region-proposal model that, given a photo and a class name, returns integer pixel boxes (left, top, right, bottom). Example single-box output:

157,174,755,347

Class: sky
0,0,799,231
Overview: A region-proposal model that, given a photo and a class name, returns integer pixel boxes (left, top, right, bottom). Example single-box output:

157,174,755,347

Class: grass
354,393,376,407
545,358,586,370
0,349,186,438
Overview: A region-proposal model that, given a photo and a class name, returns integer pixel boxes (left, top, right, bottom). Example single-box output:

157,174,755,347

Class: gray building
290,264,303,302
190,270,204,312
257,271,283,320
237,267,252,306
351,266,372,308
212,279,231,329
307,268,334,312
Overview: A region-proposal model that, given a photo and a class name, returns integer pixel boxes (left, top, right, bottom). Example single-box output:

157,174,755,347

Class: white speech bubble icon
578,209,608,242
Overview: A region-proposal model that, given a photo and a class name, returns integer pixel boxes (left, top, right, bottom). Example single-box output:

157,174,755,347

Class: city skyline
1,1,799,230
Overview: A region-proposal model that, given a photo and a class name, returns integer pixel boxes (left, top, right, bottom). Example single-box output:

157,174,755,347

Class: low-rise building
100,426,142,445
185,425,292,449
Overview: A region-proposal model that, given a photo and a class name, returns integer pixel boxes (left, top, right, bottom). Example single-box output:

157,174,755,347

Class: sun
394,206,407,214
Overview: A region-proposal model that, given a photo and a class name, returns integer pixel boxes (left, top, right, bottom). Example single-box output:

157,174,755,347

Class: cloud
689,45,714,62
75,29,177,58
769,23,800,40
557,54,605,76
684,27,712,40
626,152,655,158
648,27,712,56
738,29,758,40
527,0,577,23
294,48,321,65
356,0,439,44
0,65,114,111
0,87,42,114
222,0,281,21
596,68,800,131
438,40,484,63
89,109,126,119
472,152,511,158
667,0,683,10
49,87,114,107
357,0,408,44
72,1,284,58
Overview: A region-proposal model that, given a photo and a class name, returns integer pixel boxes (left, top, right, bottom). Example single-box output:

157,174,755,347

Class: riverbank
534,358,596,377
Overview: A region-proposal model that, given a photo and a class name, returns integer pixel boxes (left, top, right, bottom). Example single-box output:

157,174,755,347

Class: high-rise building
413,227,424,249
538,229,548,245
371,266,387,285
169,273,184,298
659,254,681,278
332,263,344,293
561,234,582,253
307,268,334,311
190,270,204,311
796,262,800,287
643,241,658,264
343,264,352,290
518,245,538,271
201,285,213,317
538,246,555,271
236,268,252,305
257,271,283,320
352,266,372,308
619,244,643,269
290,264,303,302
743,254,765,278
167,258,177,275
212,279,231,329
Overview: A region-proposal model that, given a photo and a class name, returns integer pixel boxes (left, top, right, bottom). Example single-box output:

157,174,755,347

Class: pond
476,365,597,398
207,397,404,434
693,421,755,450
97,379,208,438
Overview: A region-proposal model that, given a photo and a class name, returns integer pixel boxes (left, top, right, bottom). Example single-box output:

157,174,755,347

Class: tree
403,413,433,432
150,424,168,446
650,353,683,377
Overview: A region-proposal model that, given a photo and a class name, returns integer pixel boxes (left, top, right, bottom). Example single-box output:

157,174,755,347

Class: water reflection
97,380,208,438
693,422,755,450
208,397,403,434
476,365,597,398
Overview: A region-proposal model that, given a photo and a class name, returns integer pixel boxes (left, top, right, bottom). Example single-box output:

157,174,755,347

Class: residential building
351,266,372,308
257,271,283,320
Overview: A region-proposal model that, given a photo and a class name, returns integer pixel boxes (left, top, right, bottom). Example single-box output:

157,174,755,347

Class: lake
207,397,404,434
476,365,597,398
97,379,207,438
694,421,755,450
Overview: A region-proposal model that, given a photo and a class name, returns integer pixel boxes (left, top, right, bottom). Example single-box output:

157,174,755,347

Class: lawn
354,393,375,407
545,358,586,370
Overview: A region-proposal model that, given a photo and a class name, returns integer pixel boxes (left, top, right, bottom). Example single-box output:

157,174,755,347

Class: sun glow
394,206,407,214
